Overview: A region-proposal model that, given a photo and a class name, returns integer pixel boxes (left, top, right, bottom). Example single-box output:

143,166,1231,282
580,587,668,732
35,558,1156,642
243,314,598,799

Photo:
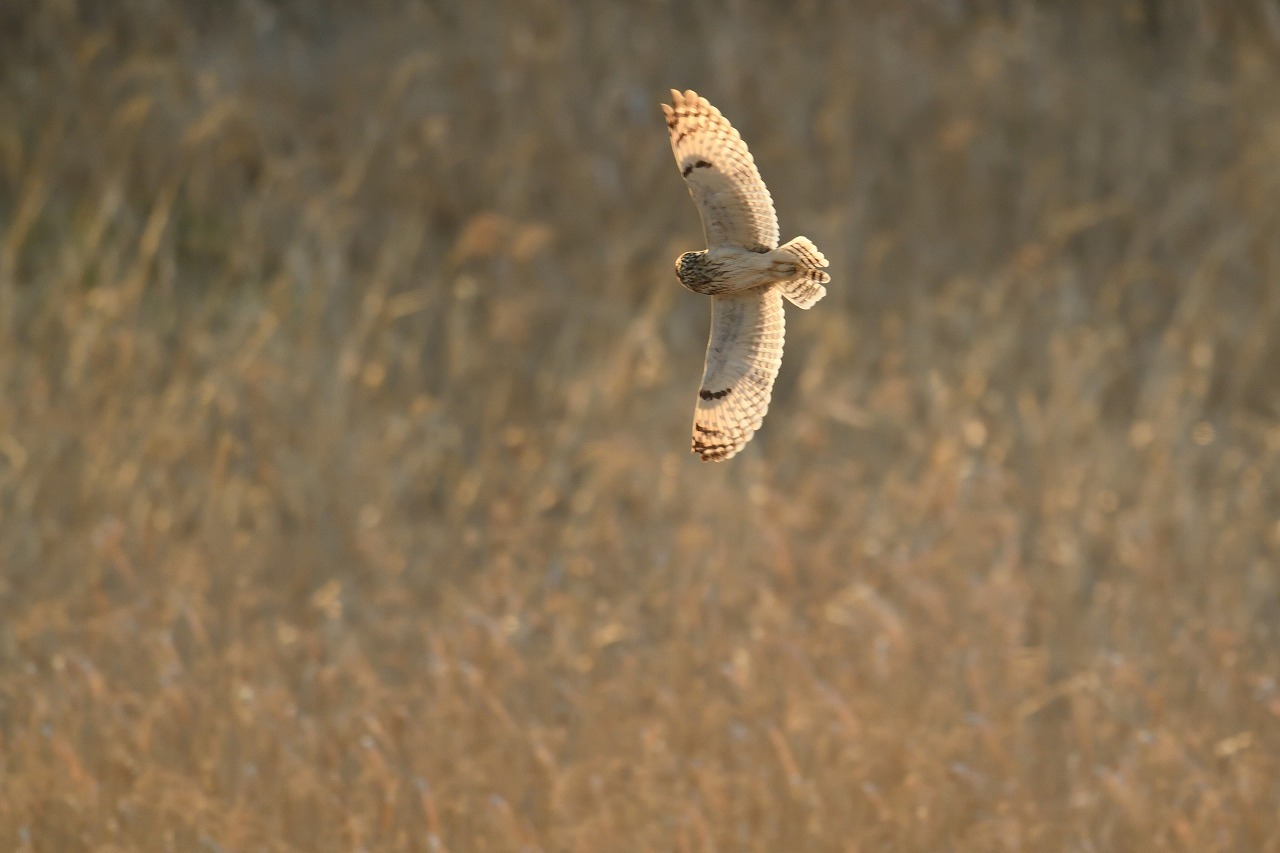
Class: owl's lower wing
663,89,779,252
691,287,785,461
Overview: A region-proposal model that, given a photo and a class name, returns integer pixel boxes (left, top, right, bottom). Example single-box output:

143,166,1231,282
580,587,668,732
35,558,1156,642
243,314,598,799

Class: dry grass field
3,1,1280,849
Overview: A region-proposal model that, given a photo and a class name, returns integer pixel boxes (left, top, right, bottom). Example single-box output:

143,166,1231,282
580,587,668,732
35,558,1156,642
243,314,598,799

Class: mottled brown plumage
663,89,831,461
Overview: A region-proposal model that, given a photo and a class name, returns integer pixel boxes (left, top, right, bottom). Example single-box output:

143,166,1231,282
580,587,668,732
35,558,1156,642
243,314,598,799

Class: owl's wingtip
669,88,708,108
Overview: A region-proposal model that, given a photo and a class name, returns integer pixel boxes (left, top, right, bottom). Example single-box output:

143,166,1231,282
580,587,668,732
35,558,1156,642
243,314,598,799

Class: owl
662,89,830,461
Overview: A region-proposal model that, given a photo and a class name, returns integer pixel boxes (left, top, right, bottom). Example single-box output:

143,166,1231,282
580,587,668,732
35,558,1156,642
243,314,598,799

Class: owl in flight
662,89,830,461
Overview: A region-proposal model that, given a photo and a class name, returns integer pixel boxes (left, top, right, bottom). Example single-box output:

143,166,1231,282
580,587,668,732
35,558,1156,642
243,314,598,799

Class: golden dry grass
3,1,1280,850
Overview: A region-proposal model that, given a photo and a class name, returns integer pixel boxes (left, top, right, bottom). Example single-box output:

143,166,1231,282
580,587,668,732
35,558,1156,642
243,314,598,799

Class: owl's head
675,250,706,286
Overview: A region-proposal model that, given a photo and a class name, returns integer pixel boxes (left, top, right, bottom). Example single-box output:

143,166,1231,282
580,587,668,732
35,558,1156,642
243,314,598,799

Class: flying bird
662,89,830,461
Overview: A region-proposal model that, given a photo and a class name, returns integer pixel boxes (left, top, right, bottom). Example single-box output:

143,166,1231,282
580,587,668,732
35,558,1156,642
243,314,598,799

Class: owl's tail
771,237,830,309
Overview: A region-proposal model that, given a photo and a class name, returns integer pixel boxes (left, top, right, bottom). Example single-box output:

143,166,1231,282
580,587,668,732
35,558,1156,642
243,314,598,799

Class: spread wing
691,287,785,461
662,89,780,252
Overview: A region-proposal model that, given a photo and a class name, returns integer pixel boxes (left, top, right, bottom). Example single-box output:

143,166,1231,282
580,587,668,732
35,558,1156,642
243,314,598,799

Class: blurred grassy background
3,0,1280,849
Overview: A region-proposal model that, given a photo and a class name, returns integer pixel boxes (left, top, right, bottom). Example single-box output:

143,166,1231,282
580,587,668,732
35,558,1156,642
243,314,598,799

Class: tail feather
772,237,829,309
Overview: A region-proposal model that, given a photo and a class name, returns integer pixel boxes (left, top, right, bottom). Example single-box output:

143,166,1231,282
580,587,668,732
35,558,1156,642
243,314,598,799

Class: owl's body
662,89,830,461
676,243,829,304
675,246,777,295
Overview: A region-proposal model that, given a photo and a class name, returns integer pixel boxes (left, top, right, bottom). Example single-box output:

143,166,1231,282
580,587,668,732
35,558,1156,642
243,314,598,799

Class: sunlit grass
2,2,1280,849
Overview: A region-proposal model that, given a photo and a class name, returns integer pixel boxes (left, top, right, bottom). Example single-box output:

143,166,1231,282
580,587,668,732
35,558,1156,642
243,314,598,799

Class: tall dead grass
2,1,1280,849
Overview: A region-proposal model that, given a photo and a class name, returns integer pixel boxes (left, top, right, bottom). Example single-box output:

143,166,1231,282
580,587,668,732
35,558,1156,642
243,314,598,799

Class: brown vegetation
2,2,1280,849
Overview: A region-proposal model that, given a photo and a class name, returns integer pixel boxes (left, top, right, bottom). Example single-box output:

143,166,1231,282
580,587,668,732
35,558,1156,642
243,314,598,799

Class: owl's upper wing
663,89,780,252
691,287,785,461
